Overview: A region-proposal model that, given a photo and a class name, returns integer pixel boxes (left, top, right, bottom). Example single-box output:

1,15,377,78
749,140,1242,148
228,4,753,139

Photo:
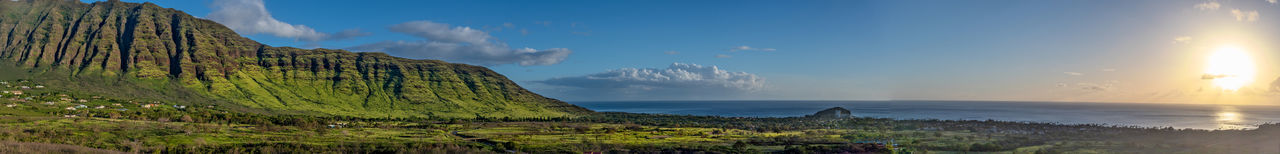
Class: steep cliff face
0,0,589,118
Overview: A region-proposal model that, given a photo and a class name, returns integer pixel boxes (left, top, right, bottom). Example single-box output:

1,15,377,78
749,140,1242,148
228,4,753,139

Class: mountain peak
0,0,588,118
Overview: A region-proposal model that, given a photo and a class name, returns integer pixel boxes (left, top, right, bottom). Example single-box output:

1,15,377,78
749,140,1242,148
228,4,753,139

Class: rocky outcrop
0,0,589,118
808,107,852,118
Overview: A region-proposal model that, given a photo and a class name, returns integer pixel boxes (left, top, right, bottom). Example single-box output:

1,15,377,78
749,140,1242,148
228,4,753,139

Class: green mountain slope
0,0,589,118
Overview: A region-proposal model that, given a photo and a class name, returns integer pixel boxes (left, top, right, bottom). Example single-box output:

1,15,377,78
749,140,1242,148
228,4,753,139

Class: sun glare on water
1204,46,1256,91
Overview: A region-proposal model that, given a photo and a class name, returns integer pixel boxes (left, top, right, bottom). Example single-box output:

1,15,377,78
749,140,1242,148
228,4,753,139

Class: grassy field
3,80,1280,153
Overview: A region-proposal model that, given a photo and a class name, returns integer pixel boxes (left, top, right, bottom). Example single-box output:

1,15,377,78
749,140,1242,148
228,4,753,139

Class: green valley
0,0,586,118
3,0,1280,153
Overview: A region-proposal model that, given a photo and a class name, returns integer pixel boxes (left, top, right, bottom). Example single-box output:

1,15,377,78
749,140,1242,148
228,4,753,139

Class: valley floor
2,80,1279,153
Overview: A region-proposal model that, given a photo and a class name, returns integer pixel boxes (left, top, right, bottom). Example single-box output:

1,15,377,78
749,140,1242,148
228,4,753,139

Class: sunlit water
571,101,1280,130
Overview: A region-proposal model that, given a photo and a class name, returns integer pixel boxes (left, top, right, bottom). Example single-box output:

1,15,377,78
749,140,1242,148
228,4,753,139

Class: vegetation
2,0,1279,153
0,0,588,119
2,81,1280,153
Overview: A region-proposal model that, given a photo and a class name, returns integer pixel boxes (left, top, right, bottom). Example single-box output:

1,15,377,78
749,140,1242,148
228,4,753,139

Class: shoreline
574,100,1280,130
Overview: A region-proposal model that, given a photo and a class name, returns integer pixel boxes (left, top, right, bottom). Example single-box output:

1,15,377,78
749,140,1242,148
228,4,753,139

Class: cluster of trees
781,143,891,153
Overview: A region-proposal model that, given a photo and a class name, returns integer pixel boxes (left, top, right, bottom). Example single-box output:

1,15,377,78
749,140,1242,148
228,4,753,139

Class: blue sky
90,0,1280,104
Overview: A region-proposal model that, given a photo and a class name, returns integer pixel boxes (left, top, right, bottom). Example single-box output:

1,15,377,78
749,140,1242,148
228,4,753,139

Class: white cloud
715,54,732,58
1195,2,1221,10
1271,76,1280,92
1064,72,1084,76
729,46,776,52
348,21,571,66
1232,9,1260,22
389,21,492,44
1076,82,1116,91
1270,0,1278,4
206,0,368,41
1173,36,1192,44
664,51,680,55
537,63,765,100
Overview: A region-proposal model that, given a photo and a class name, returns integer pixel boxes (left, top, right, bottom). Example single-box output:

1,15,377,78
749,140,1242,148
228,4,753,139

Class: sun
1204,46,1256,91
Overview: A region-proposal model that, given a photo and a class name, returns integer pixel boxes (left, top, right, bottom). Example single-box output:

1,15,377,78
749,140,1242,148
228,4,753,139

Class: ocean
570,100,1280,130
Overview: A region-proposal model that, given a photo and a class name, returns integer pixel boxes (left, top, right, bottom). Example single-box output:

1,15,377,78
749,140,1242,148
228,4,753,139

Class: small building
63,115,77,118
64,106,76,110
42,102,55,105
4,104,16,107
19,86,29,89
116,108,128,111
9,91,22,95
172,105,187,109
77,99,88,103
94,106,105,109
112,103,122,106
142,104,161,108
75,104,88,108
33,85,43,88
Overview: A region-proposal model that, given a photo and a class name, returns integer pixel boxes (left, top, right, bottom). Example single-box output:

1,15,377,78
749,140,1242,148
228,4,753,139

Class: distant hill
808,107,852,118
0,0,589,118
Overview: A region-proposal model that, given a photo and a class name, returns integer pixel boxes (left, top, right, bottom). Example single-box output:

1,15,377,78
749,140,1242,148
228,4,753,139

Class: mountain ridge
0,0,589,118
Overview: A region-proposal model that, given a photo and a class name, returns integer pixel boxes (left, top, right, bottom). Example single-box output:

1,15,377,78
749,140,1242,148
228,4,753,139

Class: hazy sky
91,0,1280,104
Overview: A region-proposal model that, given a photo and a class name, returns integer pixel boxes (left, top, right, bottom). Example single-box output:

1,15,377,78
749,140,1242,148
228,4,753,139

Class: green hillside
0,0,589,118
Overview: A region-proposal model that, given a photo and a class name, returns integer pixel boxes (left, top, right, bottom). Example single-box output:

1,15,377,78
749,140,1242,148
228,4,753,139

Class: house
172,105,187,109
9,91,21,95
4,104,16,107
19,86,29,89
43,102,55,105
112,103,122,106
95,106,105,109
64,106,76,110
75,104,88,108
116,108,128,111
33,85,43,88
77,99,88,103
142,104,161,108
63,115,77,118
